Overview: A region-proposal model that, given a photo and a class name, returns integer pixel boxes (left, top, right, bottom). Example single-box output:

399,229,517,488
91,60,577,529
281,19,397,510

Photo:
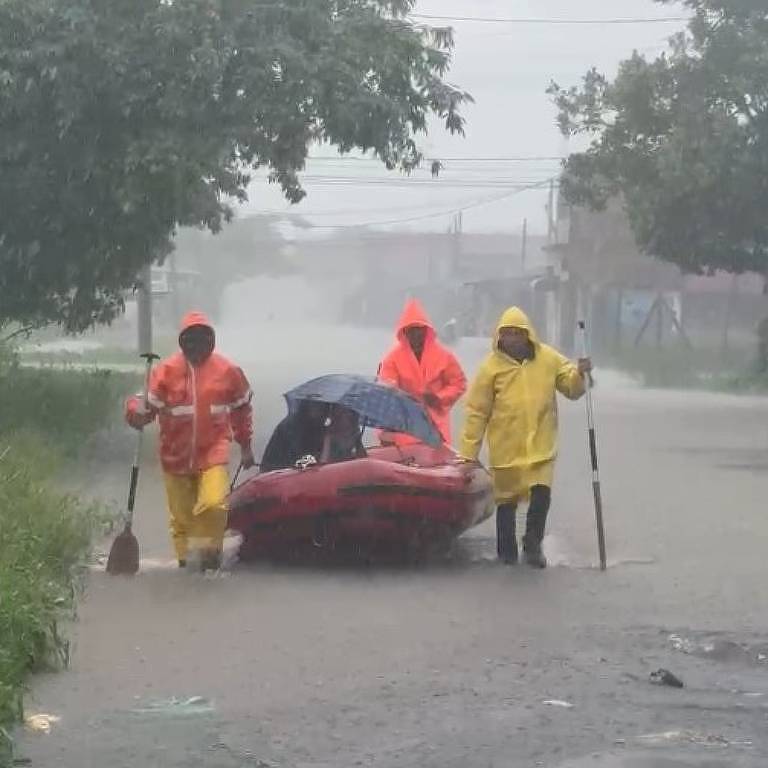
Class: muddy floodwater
17,318,768,767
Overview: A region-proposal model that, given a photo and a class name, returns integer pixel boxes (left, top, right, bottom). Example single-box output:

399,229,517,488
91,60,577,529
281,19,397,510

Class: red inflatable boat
228,443,494,560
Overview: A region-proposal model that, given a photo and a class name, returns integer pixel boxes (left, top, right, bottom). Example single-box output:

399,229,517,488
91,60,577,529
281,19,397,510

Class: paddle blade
106,525,139,575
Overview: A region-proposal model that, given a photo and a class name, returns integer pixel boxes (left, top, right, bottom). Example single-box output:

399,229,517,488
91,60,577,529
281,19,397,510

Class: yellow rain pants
163,465,229,560
490,462,555,505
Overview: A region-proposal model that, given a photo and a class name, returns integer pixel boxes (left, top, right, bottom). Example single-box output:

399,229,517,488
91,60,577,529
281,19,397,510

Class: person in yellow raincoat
459,307,592,568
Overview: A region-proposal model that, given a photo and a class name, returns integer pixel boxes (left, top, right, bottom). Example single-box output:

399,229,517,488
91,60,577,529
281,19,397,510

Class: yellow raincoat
459,307,585,503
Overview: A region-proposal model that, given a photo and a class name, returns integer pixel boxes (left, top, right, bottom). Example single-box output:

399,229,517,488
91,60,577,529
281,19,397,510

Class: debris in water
210,741,278,766
669,633,714,655
649,668,684,688
639,730,746,747
92,551,107,567
668,633,756,663
23,713,60,734
542,699,574,708
130,696,214,716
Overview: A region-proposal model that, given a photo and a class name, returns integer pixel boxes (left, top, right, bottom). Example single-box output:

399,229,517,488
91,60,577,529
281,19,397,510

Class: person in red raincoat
125,311,254,571
378,299,467,446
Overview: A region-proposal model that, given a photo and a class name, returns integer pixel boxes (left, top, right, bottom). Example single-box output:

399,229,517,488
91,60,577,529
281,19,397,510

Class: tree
0,0,470,331
548,0,768,275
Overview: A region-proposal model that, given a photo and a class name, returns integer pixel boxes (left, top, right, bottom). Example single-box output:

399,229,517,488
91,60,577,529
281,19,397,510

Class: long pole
137,263,153,357
578,320,607,571
127,353,158,527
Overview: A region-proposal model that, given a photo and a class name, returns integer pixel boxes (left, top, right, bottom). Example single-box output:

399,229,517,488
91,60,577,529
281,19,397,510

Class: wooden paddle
106,353,159,575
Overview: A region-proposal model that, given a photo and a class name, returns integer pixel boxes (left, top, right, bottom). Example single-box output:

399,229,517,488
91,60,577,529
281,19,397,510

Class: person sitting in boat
260,400,328,472
261,402,365,472
378,298,467,446
320,405,366,464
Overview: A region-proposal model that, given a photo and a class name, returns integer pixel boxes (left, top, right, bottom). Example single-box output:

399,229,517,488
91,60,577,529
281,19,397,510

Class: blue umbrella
284,374,442,447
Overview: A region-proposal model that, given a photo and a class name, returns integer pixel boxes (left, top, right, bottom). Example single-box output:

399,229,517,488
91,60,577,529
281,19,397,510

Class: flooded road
16,319,768,767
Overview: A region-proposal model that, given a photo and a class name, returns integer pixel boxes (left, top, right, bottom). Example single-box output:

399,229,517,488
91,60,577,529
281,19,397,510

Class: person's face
180,326,215,365
330,406,359,433
498,326,530,358
404,325,427,356
301,401,329,425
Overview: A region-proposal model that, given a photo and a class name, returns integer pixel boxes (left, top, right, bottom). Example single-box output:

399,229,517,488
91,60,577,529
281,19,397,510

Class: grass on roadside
0,345,130,764
19,346,161,369
604,343,767,392
17,331,177,369
0,435,110,764
0,345,136,453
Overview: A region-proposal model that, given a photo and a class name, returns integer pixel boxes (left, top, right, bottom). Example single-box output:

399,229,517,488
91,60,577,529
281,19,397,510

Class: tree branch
0,324,48,345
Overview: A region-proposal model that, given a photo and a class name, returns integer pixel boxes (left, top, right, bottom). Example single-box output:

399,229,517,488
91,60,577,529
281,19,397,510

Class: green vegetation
18,343,174,372
606,344,768,392
0,347,129,764
550,0,768,275
0,0,469,332
0,350,132,449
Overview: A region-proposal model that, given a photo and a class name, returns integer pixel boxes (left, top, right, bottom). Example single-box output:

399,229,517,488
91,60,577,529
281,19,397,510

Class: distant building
547,200,767,353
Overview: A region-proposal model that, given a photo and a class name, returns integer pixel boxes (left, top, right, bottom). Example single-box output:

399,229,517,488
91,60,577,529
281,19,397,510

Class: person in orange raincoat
125,311,254,571
378,299,467,445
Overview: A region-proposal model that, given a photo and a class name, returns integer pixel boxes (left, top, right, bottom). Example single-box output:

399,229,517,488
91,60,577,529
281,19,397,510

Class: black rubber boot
496,503,518,564
200,549,222,572
523,486,551,569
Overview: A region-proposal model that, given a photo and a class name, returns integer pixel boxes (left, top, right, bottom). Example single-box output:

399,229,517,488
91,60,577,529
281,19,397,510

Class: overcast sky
240,1,687,238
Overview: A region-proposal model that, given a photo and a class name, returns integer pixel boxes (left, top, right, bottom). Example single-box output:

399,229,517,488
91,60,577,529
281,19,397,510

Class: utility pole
170,165,182,327
137,263,153,357
454,210,463,276
448,210,463,280
169,250,181,327
721,273,739,357
520,217,528,274
547,178,557,245
544,178,560,347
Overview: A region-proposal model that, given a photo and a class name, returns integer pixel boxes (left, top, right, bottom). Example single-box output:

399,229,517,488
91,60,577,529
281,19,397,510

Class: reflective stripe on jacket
125,313,253,474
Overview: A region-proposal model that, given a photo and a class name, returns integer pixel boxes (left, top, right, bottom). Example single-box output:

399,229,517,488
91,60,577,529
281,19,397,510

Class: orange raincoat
378,299,466,445
125,312,253,475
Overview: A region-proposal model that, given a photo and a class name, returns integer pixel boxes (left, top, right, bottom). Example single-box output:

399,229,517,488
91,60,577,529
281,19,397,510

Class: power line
216,5,689,26
250,199,492,218
410,13,690,25
248,193,520,219
247,173,558,191
288,179,556,230
306,155,565,162
246,179,559,219
224,4,689,27
296,178,556,190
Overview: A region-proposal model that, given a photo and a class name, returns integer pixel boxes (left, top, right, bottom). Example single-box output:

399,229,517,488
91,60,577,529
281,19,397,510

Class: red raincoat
378,299,466,445
125,312,253,474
